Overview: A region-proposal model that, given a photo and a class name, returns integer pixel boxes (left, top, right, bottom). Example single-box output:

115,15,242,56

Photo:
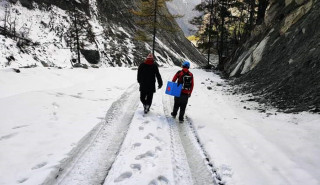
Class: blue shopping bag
165,81,182,97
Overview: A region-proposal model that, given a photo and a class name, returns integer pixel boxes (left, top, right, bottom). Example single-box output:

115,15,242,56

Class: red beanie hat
147,53,153,59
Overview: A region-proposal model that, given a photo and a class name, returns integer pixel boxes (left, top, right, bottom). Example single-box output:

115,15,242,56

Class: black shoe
179,117,184,123
143,105,148,114
171,112,176,118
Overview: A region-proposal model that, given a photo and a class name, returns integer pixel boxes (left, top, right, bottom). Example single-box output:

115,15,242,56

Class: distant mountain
0,0,206,68
166,0,201,36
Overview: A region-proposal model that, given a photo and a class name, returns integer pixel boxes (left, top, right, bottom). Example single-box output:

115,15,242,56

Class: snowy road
44,76,219,185
1,67,320,185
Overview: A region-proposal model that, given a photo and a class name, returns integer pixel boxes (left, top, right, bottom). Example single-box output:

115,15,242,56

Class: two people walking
137,53,194,122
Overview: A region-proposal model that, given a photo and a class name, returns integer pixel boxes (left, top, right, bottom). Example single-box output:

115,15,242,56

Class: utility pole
152,0,158,57
207,0,214,68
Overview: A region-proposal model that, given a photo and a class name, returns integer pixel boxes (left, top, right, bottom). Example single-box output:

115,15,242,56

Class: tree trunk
249,0,255,31
4,6,8,34
74,11,81,64
256,0,269,25
152,0,158,57
207,0,214,67
219,16,225,65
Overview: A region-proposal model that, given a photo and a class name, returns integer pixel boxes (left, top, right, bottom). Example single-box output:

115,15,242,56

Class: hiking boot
146,105,150,112
171,112,176,118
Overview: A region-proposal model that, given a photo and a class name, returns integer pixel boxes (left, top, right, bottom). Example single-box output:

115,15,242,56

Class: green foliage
190,0,269,69
131,0,182,43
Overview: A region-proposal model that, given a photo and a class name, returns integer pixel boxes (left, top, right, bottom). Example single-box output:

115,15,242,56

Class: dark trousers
172,93,189,120
140,91,154,106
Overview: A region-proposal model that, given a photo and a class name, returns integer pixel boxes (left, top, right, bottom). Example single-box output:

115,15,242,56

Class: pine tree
131,0,182,56
65,0,95,64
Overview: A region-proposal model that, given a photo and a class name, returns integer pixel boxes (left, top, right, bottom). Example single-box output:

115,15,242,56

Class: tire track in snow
43,83,140,185
178,118,223,185
162,94,222,185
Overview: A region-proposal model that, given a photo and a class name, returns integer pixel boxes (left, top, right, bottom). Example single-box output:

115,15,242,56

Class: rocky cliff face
223,0,320,112
0,0,206,68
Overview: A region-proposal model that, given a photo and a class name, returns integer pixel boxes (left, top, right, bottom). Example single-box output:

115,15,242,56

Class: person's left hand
158,84,162,89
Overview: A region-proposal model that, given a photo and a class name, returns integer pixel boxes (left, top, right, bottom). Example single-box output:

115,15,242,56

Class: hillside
166,0,201,37
0,0,206,68
223,0,320,112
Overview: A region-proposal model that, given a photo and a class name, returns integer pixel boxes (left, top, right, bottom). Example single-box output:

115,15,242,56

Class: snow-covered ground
0,67,319,185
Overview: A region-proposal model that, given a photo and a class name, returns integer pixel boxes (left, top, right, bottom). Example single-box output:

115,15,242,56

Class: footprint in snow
31,162,47,170
155,146,162,152
148,176,169,185
130,164,141,171
144,133,163,143
133,143,141,148
135,151,155,160
0,133,18,141
70,95,82,99
52,102,59,109
139,126,144,131
219,164,233,177
17,177,28,183
12,125,29,130
114,172,132,182
56,92,64,97
144,133,154,139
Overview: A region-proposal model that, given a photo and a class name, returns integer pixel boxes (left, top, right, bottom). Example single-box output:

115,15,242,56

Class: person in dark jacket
137,53,163,113
171,61,194,122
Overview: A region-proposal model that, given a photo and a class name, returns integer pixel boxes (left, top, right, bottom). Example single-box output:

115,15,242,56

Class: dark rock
73,63,88,69
19,0,34,9
91,65,99,68
13,68,20,73
80,50,100,64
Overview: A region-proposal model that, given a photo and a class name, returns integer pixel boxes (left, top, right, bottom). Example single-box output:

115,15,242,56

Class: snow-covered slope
0,0,206,68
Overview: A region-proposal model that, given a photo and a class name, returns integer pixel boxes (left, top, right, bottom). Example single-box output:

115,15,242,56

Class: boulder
80,50,100,64
19,0,34,9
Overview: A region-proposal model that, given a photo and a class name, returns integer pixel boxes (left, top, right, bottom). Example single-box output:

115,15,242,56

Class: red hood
145,58,154,65
182,68,189,73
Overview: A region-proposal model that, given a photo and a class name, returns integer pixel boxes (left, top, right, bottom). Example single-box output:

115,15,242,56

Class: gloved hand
158,84,163,89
